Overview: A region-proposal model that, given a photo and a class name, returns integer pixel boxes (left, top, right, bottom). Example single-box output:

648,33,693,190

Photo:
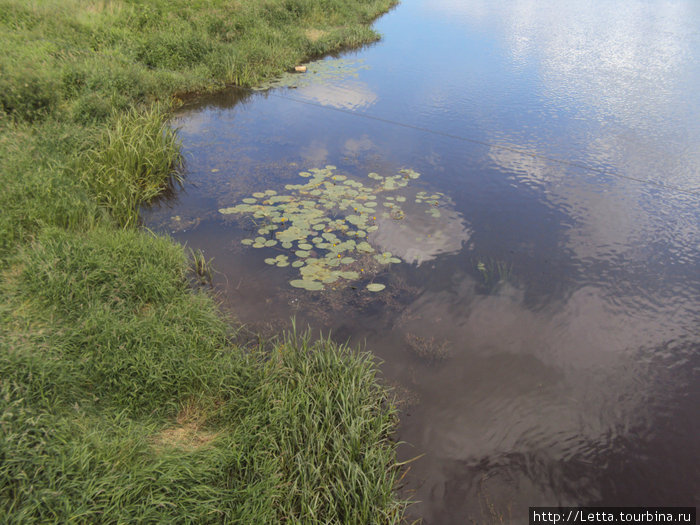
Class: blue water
144,0,700,521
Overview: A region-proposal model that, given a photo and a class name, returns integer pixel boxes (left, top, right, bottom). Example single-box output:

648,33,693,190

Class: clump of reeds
80,104,182,227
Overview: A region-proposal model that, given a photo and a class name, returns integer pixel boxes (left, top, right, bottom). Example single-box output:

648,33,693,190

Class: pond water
143,0,700,521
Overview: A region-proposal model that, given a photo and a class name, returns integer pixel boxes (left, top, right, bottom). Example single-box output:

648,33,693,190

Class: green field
0,0,405,522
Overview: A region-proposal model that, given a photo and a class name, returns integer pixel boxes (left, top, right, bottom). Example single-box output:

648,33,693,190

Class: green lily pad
366,283,386,292
298,243,312,250
305,280,324,290
346,215,365,226
400,168,421,179
242,198,257,204
357,241,373,253
289,279,323,291
264,239,278,247
241,238,254,245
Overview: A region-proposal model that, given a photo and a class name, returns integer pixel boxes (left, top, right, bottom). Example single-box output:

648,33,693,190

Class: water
143,0,700,521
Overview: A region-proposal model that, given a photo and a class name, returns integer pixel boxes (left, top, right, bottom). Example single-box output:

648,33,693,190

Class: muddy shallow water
144,0,700,521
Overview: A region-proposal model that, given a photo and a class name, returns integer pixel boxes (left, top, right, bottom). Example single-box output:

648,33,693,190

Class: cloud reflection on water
420,0,700,191
295,80,378,110
395,271,698,521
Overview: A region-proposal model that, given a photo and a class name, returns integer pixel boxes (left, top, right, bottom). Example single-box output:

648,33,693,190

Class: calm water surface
144,0,700,521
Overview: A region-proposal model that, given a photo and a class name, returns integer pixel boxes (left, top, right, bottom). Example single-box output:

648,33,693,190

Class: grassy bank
0,0,405,522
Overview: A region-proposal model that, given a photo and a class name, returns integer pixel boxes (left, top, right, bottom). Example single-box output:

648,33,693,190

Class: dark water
143,0,700,521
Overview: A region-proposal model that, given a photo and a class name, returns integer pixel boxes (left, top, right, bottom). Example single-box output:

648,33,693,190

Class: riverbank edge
0,1,406,522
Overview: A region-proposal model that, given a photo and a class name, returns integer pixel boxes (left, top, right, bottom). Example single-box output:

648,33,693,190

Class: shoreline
0,1,406,522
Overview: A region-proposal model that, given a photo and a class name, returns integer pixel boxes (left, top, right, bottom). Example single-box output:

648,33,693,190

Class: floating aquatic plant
219,166,451,291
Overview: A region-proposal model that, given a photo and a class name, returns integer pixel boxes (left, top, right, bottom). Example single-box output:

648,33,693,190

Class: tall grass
257,329,405,523
80,105,182,227
1,230,403,521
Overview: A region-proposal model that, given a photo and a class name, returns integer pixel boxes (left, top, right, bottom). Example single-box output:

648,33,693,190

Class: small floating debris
294,65,307,73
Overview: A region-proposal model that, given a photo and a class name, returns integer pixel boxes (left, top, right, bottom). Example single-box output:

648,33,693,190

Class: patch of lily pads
220,166,447,291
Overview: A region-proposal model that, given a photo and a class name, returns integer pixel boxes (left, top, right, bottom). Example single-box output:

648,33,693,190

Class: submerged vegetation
0,0,405,522
476,258,514,292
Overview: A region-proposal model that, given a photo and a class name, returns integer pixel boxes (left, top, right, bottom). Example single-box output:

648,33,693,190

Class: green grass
1,231,403,521
80,104,183,227
0,0,395,122
0,0,405,522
